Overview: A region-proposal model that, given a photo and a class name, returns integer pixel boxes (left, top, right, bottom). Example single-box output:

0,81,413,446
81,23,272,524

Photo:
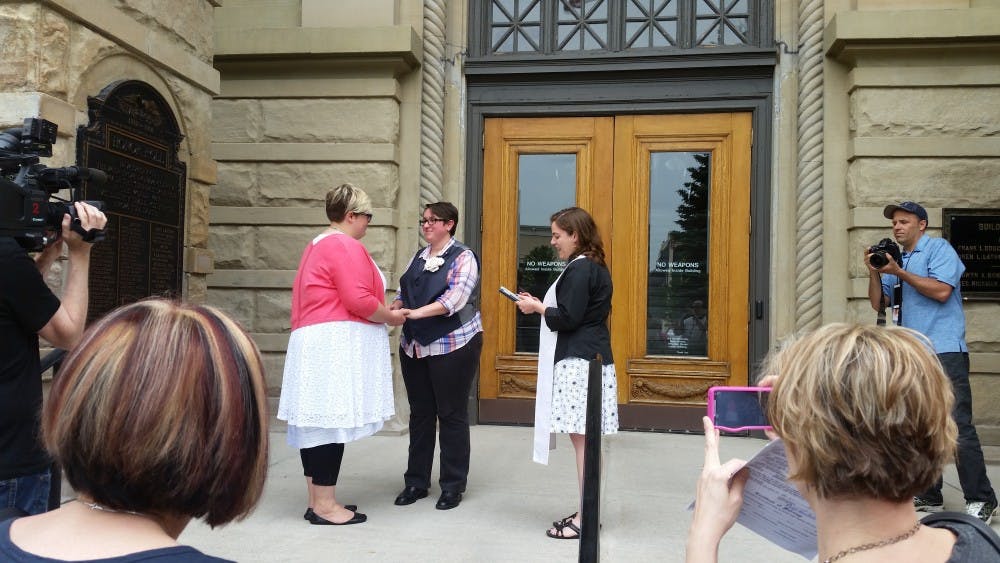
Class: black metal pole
579,355,602,563
41,349,66,512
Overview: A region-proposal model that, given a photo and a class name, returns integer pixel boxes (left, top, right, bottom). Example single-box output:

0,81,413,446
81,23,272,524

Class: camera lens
869,251,888,268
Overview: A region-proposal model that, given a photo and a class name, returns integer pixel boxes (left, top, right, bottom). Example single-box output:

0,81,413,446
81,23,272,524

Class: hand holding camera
866,238,902,272
1,117,108,251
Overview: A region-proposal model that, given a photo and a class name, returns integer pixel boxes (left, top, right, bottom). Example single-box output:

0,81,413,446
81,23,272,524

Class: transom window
482,0,766,56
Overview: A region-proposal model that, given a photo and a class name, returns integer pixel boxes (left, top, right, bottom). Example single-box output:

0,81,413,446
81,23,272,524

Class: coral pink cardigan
290,232,385,330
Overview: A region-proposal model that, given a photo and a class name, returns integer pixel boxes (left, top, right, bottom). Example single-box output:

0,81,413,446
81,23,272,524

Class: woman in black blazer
516,206,619,540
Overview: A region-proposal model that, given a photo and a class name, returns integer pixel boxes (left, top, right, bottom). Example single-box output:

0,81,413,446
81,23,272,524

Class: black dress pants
399,333,482,493
920,352,996,505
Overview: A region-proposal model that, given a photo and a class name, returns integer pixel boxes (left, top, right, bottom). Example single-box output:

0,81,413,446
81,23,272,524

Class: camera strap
892,282,902,325
876,287,888,326
70,220,106,243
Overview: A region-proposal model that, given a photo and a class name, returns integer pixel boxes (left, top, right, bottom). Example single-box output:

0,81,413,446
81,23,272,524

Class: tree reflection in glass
647,152,710,357
516,154,575,353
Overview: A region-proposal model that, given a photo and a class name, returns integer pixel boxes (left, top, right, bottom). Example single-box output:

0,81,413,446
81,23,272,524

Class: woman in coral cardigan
278,183,406,526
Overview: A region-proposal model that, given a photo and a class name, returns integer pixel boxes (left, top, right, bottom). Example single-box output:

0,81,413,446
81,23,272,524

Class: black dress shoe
309,509,367,525
394,486,429,506
435,490,462,510
305,506,356,520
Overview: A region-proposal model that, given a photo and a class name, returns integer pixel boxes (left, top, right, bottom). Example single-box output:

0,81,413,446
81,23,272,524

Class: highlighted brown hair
550,206,606,267
43,299,269,527
765,323,956,502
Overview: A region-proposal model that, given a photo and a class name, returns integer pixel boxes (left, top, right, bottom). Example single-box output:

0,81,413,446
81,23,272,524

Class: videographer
864,200,997,524
0,201,107,516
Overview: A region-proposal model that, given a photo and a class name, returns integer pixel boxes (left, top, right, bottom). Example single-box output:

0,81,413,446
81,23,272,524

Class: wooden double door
477,113,752,431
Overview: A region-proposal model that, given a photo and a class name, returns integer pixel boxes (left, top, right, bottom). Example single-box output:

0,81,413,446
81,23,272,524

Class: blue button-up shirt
880,234,967,353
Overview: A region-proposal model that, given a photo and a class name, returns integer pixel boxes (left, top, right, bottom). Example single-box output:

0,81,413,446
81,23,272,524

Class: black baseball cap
883,201,928,222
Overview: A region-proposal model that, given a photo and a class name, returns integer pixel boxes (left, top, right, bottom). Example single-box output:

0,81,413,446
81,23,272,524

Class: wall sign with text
943,208,1000,299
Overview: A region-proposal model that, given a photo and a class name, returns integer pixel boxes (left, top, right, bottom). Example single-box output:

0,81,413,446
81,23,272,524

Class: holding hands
863,248,902,276
385,309,408,326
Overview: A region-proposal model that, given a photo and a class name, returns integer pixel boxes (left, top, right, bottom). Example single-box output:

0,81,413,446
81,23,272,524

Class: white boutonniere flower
424,255,445,272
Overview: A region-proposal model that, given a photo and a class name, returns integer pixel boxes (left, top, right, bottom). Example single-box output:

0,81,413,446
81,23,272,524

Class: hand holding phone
499,286,521,302
707,386,771,432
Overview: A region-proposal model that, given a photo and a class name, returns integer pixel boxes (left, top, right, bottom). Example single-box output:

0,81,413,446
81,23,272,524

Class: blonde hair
765,323,956,501
43,299,269,527
325,182,372,222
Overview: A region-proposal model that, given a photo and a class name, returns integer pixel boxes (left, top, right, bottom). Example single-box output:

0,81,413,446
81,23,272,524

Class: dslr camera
868,238,902,269
0,117,107,252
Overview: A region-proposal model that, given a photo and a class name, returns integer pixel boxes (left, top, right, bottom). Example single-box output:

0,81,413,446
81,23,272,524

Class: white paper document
735,439,817,559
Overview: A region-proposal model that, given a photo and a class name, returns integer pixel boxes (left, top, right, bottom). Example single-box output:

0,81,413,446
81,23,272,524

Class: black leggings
300,443,345,486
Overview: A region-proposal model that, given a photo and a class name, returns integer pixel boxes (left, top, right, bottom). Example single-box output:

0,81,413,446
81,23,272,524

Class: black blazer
542,257,613,365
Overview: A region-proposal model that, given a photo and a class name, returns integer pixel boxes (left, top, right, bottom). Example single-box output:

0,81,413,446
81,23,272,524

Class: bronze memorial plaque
944,208,1000,300
77,80,187,322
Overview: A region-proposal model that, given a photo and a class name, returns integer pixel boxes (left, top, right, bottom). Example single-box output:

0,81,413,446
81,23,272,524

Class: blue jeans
0,468,51,516
920,352,996,505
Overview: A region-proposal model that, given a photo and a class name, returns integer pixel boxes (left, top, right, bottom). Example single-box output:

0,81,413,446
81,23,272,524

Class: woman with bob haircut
688,323,1000,563
0,299,269,562
516,206,618,540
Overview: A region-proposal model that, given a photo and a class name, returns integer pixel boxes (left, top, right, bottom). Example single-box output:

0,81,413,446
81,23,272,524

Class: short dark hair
43,299,269,527
550,206,605,267
425,201,459,236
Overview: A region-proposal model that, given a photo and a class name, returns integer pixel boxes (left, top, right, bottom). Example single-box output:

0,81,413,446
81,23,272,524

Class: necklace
79,499,144,517
822,521,921,563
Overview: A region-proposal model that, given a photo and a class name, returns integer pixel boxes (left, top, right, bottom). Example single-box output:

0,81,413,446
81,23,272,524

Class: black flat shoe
394,486,429,506
305,506,356,520
435,490,462,510
309,510,367,525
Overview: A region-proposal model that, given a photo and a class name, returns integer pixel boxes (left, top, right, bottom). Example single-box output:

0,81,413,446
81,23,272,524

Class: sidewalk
179,425,1000,562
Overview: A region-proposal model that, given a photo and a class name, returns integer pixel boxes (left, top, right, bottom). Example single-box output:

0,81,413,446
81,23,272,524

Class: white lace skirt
549,357,619,435
278,320,395,448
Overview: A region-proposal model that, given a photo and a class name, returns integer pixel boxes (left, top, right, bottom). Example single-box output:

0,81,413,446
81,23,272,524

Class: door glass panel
516,154,575,353
647,152,710,356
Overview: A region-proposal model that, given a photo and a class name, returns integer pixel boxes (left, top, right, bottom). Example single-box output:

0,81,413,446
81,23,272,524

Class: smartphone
707,386,771,432
498,286,521,302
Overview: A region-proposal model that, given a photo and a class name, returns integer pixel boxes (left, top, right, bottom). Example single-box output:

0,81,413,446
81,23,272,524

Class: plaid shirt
397,239,483,358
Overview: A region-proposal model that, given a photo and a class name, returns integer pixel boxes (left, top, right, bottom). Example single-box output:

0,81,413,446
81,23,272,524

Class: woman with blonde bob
689,323,999,563
0,299,269,562
278,182,405,526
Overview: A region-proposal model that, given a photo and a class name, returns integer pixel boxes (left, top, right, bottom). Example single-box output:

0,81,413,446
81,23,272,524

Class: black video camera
0,117,107,252
868,238,902,269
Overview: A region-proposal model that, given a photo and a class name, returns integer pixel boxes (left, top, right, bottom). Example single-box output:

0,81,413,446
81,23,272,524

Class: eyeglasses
353,211,373,221
418,217,445,226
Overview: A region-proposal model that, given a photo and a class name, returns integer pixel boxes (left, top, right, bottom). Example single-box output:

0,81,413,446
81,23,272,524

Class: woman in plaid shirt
391,202,483,511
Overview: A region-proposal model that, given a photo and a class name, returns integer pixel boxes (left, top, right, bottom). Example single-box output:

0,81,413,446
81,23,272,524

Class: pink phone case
707,386,772,432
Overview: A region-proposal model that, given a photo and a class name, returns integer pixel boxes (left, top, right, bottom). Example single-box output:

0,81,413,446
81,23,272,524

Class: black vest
400,241,479,346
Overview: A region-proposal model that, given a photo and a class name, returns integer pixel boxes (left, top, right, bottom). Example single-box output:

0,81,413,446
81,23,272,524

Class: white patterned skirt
278,320,395,448
549,357,619,435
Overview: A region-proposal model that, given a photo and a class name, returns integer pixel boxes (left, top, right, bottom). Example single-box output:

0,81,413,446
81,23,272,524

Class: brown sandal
546,519,581,540
552,512,578,528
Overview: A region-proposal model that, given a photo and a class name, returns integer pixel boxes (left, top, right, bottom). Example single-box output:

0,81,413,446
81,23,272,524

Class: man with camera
0,201,106,515
865,200,997,524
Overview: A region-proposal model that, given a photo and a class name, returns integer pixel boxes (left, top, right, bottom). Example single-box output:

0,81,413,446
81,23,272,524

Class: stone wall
825,5,1000,427
0,0,220,302
210,0,424,424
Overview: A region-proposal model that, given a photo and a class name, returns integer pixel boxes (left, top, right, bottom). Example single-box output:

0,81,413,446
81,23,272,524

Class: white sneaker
965,501,998,525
